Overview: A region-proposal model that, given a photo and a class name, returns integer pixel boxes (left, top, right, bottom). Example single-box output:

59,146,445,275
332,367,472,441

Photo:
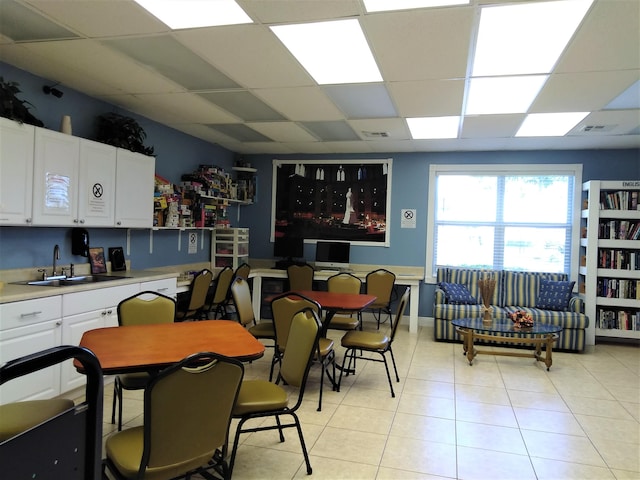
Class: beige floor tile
340,385,400,412
530,457,616,479
376,466,452,479
621,401,640,421
562,394,634,419
611,468,640,479
507,389,570,412
389,411,456,444
457,446,537,480
455,421,528,455
521,429,607,467
310,426,387,465
589,437,640,472
380,434,457,478
327,404,395,435
230,445,308,480
513,407,585,436
456,400,518,428
293,456,378,479
402,377,455,399
397,391,456,419
576,414,640,445
455,383,511,406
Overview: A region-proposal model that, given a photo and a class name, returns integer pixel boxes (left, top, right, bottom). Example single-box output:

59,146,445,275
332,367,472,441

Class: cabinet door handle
157,287,168,292
20,311,43,317
79,219,85,224
106,309,113,315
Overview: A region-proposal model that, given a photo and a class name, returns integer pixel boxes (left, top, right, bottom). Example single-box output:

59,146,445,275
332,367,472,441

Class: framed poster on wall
271,159,392,246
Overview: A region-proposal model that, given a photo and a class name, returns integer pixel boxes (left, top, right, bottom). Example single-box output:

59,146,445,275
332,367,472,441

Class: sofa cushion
535,279,575,311
503,306,589,329
447,269,502,306
502,271,568,308
438,282,477,305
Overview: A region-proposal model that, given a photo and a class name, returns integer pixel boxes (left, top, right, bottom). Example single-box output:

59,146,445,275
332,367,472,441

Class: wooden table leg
544,334,554,371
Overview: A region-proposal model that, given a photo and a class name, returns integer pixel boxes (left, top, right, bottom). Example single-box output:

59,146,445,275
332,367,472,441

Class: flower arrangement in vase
508,310,534,328
478,274,496,323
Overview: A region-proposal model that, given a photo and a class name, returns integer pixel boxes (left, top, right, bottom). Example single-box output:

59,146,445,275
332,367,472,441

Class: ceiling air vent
579,124,616,133
362,131,390,138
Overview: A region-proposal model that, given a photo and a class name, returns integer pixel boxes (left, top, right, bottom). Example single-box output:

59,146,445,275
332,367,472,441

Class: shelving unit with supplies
212,228,249,270
580,180,640,344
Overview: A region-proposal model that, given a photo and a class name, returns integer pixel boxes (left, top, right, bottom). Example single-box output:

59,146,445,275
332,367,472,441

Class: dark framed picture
271,159,392,246
89,247,107,274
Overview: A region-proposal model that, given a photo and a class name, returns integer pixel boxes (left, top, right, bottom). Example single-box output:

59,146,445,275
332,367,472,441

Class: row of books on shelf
598,249,640,270
598,220,640,240
596,278,640,299
597,309,640,331
599,190,639,211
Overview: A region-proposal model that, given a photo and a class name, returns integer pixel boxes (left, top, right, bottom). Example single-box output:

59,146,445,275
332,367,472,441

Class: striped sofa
433,268,589,352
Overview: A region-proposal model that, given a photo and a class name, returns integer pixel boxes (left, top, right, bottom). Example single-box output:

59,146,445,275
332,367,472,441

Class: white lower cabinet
61,284,139,392
140,278,177,299
0,297,62,404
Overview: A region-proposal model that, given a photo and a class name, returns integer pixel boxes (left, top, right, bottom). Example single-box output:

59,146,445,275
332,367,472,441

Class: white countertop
0,270,178,304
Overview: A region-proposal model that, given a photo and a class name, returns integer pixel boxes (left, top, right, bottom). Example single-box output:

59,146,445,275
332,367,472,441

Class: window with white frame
425,164,582,281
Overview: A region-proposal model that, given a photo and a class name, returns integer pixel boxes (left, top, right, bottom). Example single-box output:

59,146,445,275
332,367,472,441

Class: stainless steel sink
13,275,132,287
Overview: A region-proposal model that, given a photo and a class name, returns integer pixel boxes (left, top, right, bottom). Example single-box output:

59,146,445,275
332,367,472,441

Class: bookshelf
580,180,640,344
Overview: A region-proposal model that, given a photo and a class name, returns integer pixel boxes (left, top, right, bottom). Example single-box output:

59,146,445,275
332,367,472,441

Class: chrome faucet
51,244,61,278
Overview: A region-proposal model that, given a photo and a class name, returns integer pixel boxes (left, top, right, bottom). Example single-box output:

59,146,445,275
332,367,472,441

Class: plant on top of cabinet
0,77,44,127
95,112,154,155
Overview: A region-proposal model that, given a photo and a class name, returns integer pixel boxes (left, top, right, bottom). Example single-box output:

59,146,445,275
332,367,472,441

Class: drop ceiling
0,0,638,155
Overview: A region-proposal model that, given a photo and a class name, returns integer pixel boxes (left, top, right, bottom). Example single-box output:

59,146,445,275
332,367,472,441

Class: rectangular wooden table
267,290,376,336
76,320,265,374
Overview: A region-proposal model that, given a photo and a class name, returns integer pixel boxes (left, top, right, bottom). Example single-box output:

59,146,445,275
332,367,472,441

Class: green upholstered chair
234,262,251,281
0,399,75,442
287,263,315,291
175,268,213,321
338,287,410,398
364,269,396,329
326,272,363,331
205,266,234,318
270,292,336,411
112,290,176,431
230,277,275,343
229,308,321,477
103,352,244,480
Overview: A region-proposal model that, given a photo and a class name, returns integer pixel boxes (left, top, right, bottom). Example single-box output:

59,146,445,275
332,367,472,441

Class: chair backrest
287,263,315,291
366,269,396,306
186,269,214,311
389,287,410,343
327,272,362,295
211,266,234,304
279,308,321,397
271,293,321,352
230,277,255,327
143,352,244,476
234,263,251,281
117,291,176,326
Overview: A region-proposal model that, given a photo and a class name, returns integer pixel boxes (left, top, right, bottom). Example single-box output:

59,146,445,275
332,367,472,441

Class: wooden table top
290,290,377,312
76,320,265,374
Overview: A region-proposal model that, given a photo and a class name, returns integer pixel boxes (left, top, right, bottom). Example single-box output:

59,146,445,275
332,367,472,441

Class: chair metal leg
380,353,396,398
291,411,313,475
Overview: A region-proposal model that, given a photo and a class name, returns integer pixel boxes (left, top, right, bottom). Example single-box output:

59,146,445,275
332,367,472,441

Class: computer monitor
273,235,304,261
315,241,350,270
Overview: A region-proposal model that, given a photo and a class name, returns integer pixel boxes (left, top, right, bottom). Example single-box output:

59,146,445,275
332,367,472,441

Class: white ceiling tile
247,122,318,142
130,93,241,124
461,114,525,139
253,86,344,121
531,71,640,112
348,118,411,140
25,0,168,37
238,0,363,24
570,110,640,136
363,7,474,81
175,25,314,89
556,0,640,73
389,79,465,117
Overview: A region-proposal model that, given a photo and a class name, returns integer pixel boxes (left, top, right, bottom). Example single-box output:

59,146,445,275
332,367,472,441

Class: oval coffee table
451,318,562,370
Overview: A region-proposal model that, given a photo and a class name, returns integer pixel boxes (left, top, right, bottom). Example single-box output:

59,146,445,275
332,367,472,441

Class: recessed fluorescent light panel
271,19,382,85
516,112,589,137
472,0,593,76
134,0,252,29
466,76,548,115
407,116,460,139
364,0,469,12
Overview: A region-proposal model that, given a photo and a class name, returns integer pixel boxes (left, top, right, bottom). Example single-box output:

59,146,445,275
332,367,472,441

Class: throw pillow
439,282,477,305
535,279,575,311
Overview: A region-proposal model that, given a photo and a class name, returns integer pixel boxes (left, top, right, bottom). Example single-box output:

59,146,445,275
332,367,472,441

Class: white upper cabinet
115,148,155,228
77,139,116,226
32,127,80,226
0,117,35,225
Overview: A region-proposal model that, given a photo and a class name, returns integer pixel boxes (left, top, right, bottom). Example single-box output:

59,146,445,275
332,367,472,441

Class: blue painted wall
1,62,639,318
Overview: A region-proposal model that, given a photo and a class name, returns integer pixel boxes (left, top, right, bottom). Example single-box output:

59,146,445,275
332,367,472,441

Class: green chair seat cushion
233,380,288,416
328,315,359,330
118,372,151,389
341,331,390,350
248,322,275,339
0,398,74,441
318,337,334,357
106,426,214,480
